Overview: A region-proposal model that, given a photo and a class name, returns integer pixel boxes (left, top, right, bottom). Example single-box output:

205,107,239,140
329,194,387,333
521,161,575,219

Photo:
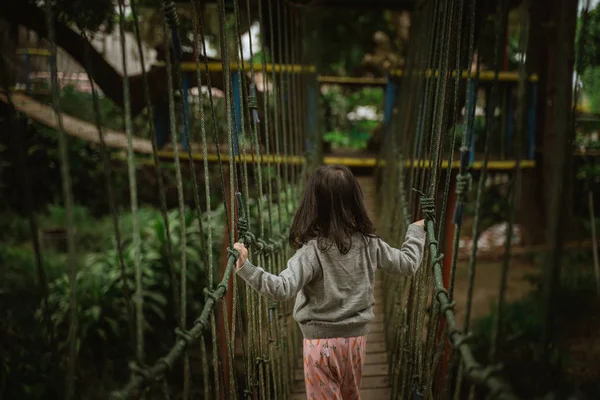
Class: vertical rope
216,1,240,397
540,0,574,370
279,3,292,217
80,30,134,349
268,0,284,230
258,0,275,236
489,0,530,364
189,1,213,395
44,3,78,397
195,0,236,395
163,26,191,398
116,0,144,366
129,0,180,327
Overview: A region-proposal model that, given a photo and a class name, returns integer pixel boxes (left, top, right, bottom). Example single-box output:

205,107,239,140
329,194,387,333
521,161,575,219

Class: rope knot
175,327,194,346
193,315,210,331
247,95,257,109
255,356,270,365
481,364,504,382
128,361,151,380
268,299,277,310
264,242,275,254
203,287,221,303
242,231,256,246
419,196,436,224
161,0,179,28
216,282,228,294
455,173,472,198
237,217,249,235
248,83,260,123
452,331,473,348
228,247,240,259
464,361,480,376
435,286,448,298
441,300,456,314
254,238,267,253
268,238,280,252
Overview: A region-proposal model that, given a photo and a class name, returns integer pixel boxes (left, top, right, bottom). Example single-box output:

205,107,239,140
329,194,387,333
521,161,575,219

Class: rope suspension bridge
0,0,583,399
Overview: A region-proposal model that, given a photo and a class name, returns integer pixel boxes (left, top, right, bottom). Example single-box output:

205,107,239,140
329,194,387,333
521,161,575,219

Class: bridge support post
383,72,397,140
505,86,513,158
528,83,537,159
218,167,236,399
437,168,457,393
24,50,31,94
153,99,169,149
232,70,242,156
468,81,477,165
306,74,319,166
181,73,190,151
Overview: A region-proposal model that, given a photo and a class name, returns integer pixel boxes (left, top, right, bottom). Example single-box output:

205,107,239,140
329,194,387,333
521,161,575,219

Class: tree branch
1,0,226,116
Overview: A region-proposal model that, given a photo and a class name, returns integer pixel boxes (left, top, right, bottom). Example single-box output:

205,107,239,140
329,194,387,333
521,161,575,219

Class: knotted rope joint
420,196,436,225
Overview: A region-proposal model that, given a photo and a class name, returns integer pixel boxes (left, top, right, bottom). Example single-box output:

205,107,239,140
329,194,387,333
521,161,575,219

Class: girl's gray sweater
236,224,426,339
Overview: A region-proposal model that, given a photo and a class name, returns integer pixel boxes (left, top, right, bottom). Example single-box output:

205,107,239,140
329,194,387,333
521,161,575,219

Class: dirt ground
451,258,538,329
451,256,600,392
559,296,600,387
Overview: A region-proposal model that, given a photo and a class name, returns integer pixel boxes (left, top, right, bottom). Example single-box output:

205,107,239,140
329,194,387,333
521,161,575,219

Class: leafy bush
467,266,600,399
0,184,294,398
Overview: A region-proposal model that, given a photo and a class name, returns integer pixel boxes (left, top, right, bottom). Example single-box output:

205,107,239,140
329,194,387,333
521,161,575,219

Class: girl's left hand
233,242,248,270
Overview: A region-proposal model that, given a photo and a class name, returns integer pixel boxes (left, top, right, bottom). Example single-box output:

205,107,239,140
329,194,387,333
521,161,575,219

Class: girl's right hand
233,242,248,269
413,219,425,229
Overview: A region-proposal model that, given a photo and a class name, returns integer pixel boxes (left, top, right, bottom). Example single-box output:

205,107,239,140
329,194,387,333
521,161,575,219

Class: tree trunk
1,0,226,116
517,0,577,245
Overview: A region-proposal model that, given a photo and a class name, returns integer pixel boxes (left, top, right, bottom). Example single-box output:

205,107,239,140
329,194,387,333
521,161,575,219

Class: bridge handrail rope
26,0,540,398
32,0,306,397
378,0,524,398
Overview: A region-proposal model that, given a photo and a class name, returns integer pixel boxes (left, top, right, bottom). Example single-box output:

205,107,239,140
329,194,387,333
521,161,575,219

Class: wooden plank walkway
290,176,391,400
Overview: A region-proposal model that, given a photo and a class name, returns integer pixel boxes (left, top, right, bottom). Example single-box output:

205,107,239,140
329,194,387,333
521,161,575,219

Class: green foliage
0,205,215,398
0,109,116,216
469,265,600,398
577,5,600,74
320,86,384,150
0,181,294,398
55,86,137,132
581,67,600,113
0,244,66,399
323,131,370,149
577,5,600,113
304,10,396,75
348,87,385,108
464,172,514,232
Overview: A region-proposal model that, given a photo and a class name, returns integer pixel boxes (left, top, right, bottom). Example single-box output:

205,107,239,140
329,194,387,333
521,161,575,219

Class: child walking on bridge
234,165,426,400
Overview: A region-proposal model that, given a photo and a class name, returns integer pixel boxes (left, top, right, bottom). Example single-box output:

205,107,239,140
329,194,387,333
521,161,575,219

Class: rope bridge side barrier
377,0,533,398
22,0,317,398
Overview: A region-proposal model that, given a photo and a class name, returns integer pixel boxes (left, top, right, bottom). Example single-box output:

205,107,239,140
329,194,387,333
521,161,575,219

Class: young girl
234,165,426,399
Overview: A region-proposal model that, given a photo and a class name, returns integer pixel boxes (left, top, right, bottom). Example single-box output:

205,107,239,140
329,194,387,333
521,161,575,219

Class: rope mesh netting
3,0,581,398
17,0,317,398
375,0,533,398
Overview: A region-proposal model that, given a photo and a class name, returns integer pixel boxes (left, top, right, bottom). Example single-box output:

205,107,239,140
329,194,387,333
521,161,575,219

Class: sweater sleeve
376,224,426,275
235,247,318,301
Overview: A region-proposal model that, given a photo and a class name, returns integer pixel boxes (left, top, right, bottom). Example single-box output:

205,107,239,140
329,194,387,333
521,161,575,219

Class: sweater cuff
235,260,260,282
407,224,427,240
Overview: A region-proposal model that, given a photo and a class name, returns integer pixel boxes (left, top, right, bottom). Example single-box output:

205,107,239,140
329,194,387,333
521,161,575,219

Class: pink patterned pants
302,336,367,400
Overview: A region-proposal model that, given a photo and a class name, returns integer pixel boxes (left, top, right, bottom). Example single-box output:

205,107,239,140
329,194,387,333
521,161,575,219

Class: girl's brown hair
289,165,375,254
